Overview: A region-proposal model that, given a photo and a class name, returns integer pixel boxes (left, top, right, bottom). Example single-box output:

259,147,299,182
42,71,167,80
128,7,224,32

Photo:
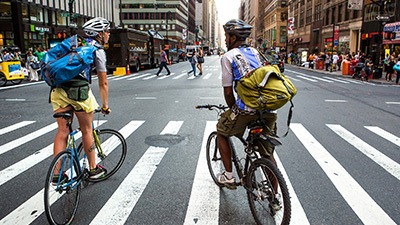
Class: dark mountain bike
196,104,291,225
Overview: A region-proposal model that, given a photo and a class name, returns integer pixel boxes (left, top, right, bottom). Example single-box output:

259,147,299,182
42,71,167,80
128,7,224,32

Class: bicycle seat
53,111,73,120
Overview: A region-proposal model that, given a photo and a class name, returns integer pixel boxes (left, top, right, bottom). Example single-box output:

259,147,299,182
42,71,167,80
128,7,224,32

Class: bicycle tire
78,129,127,182
246,158,291,225
44,151,81,225
10,79,23,85
205,131,224,187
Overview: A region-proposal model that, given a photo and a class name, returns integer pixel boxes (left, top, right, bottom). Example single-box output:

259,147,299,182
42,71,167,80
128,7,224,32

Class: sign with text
347,0,362,10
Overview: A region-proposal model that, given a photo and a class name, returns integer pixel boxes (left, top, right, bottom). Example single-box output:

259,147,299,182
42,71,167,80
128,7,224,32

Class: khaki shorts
50,87,99,113
217,109,278,155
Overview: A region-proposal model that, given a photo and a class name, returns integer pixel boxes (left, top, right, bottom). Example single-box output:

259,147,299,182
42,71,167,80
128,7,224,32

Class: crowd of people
286,50,399,84
0,46,47,82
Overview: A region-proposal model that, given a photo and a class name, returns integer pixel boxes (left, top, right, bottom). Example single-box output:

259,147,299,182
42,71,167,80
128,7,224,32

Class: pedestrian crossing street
0,119,399,225
92,66,369,85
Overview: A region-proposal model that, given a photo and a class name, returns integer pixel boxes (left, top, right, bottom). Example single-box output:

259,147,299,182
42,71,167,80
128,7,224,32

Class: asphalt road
0,55,399,225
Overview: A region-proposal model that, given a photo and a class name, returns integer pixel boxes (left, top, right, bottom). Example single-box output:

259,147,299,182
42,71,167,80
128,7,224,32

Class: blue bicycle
44,109,127,225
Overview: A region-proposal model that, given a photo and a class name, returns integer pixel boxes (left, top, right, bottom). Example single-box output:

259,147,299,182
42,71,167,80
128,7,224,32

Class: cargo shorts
216,109,277,155
50,87,99,113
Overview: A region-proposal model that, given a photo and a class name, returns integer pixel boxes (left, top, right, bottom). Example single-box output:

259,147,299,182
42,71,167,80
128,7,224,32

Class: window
22,4,29,22
306,8,312,24
300,10,304,27
0,2,11,18
331,7,335,24
314,4,321,21
338,5,342,22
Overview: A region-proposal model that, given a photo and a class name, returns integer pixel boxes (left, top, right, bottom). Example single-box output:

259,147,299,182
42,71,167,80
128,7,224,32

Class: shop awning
383,22,400,32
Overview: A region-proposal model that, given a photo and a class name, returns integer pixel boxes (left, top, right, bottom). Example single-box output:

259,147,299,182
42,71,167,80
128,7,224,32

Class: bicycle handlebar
195,104,229,110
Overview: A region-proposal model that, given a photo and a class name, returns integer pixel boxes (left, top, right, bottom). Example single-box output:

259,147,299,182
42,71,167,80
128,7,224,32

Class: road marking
202,73,212,79
364,126,400,147
291,123,396,225
275,154,310,225
143,74,157,80
0,121,107,186
0,122,58,156
134,97,157,100
0,121,143,225
184,121,220,225
323,76,349,83
327,124,400,181
0,121,35,136
173,73,188,79
296,75,318,82
5,98,26,101
91,121,183,225
113,73,138,81
386,102,400,105
157,72,175,79
127,73,151,80
0,81,43,90
199,97,221,100
324,100,347,103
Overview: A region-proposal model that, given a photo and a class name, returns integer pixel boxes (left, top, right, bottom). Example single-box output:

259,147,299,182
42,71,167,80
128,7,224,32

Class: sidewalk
286,64,396,85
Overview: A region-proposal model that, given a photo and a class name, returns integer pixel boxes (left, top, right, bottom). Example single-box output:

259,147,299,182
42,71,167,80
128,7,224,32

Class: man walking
156,49,171,76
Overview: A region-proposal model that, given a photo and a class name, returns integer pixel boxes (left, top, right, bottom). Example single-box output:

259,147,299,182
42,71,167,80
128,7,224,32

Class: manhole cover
145,134,187,147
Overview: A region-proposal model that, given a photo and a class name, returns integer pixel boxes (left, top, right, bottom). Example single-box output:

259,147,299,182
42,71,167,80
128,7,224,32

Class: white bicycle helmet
82,17,110,37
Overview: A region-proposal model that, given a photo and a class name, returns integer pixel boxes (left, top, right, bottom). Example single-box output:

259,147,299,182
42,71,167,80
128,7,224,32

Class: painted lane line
0,121,143,225
173,73,188,79
184,121,219,225
5,99,26,101
127,73,151,80
157,73,175,79
296,75,318,82
324,100,348,103
90,121,183,225
0,122,58,156
322,76,350,83
0,81,44,91
364,126,400,147
134,97,157,100
142,74,158,80
327,124,400,181
113,73,139,81
0,121,35,136
275,153,310,225
202,73,212,79
291,123,396,225
386,102,400,105
0,121,107,186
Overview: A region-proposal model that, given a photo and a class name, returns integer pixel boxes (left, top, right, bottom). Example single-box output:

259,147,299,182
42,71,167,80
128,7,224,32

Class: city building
0,0,115,52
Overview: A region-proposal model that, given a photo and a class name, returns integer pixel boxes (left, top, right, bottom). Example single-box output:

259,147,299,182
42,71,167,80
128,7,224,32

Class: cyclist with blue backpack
216,19,278,189
50,17,112,183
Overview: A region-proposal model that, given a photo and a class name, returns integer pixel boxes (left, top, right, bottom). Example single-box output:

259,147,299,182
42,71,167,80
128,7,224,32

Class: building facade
0,0,115,52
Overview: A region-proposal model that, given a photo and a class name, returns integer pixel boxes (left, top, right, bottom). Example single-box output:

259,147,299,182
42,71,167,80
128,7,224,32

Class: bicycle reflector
250,128,263,134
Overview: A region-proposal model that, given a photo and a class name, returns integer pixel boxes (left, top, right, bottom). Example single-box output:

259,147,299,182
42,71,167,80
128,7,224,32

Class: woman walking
187,50,198,76
26,51,39,81
196,47,204,76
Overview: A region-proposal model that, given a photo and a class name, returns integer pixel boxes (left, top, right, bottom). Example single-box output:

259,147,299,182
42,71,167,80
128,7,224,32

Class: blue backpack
40,35,100,87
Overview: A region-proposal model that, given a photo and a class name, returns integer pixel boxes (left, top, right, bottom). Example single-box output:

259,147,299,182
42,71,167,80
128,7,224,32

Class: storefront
383,21,400,55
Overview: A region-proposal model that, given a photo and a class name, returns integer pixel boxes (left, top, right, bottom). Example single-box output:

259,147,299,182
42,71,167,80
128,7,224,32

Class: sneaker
89,165,107,179
270,193,282,212
52,173,68,186
217,172,236,189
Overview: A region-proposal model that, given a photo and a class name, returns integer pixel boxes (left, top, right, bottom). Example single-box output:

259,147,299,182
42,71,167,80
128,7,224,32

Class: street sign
376,15,390,21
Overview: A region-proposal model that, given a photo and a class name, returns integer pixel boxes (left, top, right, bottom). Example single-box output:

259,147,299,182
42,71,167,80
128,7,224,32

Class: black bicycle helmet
223,19,252,41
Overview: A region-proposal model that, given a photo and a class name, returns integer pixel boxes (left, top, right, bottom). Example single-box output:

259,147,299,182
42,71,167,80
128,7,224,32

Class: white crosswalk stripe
0,120,399,224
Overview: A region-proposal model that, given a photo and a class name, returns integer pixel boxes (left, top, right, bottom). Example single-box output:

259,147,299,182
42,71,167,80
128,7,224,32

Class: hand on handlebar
101,107,111,115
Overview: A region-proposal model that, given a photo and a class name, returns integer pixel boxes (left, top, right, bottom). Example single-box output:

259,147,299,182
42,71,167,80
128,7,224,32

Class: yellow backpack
236,65,297,110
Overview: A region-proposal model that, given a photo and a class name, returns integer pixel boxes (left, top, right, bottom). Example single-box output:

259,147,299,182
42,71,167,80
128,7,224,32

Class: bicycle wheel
44,151,81,225
10,79,23,85
205,131,224,187
246,158,291,225
79,129,127,182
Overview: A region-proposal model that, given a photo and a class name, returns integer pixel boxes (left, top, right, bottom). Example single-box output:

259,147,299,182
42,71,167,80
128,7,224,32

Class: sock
224,171,233,179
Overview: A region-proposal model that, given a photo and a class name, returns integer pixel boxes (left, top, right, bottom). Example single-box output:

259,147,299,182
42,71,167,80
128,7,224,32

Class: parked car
264,54,285,73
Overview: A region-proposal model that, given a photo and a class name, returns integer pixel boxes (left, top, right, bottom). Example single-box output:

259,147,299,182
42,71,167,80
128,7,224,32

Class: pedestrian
187,49,198,76
196,46,204,76
325,53,331,71
26,51,39,81
156,49,170,76
2,49,13,61
386,56,395,82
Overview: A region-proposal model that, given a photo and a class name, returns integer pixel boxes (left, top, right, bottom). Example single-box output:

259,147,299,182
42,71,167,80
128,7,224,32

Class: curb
286,64,395,85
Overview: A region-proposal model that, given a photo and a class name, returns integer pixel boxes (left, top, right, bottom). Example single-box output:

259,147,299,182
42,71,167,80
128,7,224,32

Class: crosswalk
96,67,374,86
0,119,399,224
